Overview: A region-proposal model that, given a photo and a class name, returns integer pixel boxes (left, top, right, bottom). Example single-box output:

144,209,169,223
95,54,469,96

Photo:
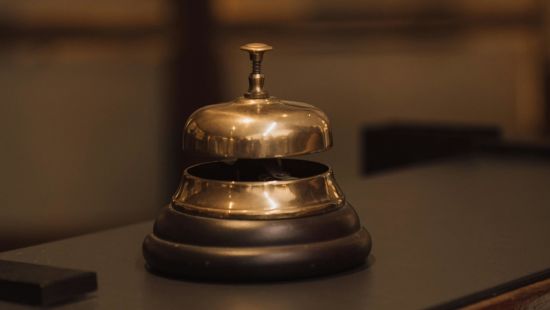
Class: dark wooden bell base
143,204,372,281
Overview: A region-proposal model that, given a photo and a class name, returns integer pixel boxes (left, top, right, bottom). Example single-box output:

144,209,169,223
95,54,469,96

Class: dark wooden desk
1,155,549,309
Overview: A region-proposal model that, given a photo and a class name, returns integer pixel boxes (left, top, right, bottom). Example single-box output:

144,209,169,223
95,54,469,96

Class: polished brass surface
172,159,344,219
240,43,272,99
184,97,332,158
183,43,333,158
240,43,273,53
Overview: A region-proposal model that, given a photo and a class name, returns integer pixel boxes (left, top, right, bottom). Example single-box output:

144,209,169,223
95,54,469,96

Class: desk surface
1,155,550,309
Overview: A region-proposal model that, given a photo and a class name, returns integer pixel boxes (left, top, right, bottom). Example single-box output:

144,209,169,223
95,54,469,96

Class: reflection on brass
184,97,332,158
173,159,344,219
179,43,340,218
184,44,332,158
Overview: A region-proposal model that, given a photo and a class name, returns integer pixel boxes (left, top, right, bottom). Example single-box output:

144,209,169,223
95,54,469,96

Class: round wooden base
143,204,371,281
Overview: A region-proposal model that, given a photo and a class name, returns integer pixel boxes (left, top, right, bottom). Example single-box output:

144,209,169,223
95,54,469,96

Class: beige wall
0,39,173,249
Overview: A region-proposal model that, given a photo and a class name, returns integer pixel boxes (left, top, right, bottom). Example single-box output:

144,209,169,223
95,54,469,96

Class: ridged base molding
143,204,372,281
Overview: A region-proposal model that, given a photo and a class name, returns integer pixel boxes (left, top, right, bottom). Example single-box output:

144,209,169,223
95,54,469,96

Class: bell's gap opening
186,159,329,182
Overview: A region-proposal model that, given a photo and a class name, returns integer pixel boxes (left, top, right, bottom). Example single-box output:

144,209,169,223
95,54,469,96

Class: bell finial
240,43,273,99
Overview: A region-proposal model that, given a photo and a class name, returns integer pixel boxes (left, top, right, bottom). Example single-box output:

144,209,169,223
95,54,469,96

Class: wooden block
0,259,97,306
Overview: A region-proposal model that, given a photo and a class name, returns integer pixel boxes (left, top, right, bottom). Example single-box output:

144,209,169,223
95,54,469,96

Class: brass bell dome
183,43,332,158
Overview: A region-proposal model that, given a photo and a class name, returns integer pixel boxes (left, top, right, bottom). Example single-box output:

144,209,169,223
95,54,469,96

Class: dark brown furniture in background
361,123,501,174
362,122,550,174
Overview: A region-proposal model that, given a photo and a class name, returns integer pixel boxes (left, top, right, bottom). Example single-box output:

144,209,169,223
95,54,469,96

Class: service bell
143,43,372,280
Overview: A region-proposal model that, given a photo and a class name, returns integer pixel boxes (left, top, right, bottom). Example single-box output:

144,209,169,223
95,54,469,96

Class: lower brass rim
172,159,346,219
172,201,342,220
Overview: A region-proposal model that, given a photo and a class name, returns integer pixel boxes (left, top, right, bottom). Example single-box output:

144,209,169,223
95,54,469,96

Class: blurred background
1,0,549,250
